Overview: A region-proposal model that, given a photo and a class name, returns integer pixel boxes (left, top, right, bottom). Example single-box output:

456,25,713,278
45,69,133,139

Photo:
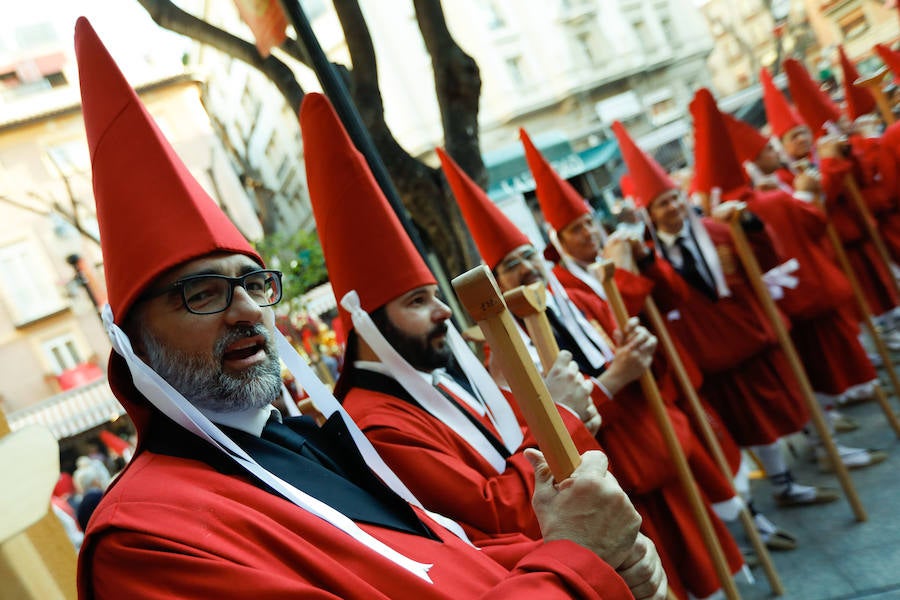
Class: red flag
234,0,287,57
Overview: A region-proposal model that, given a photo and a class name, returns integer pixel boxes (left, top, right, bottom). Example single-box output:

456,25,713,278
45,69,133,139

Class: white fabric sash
341,291,522,473
743,160,794,195
102,303,472,582
542,266,615,368
685,194,731,298
762,258,800,301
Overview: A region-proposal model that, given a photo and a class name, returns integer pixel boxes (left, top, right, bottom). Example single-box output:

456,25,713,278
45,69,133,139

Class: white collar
656,224,687,247
198,404,280,437
355,361,486,416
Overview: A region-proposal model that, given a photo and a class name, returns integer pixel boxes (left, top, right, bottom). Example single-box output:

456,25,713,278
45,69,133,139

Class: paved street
731,365,900,600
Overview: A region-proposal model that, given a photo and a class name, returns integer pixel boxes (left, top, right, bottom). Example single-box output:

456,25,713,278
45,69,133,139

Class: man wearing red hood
698,89,887,473
780,60,900,334
612,117,839,514
74,18,648,600
518,125,807,553
438,147,745,600
301,93,667,599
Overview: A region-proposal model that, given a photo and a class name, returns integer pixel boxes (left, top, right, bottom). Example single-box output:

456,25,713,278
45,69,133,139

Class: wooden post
855,69,896,125
642,297,785,595
452,266,581,480
591,261,741,600
842,175,900,299
727,213,867,521
819,212,900,437
503,282,559,374
0,415,77,600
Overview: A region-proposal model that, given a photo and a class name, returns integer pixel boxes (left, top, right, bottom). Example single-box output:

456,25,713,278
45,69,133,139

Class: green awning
485,136,620,199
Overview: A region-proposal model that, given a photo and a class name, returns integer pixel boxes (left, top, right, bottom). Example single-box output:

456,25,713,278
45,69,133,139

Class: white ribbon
102,303,451,582
341,291,518,473
743,159,794,195
684,193,732,298
762,258,801,301
541,265,615,369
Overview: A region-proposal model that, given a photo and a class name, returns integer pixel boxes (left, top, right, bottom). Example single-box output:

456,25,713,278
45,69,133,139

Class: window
45,140,91,178
42,333,83,375
575,32,596,65
839,8,868,39
0,239,68,325
505,56,526,87
482,1,506,30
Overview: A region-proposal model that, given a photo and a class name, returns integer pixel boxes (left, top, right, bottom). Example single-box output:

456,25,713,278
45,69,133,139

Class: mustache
214,324,273,359
427,321,449,342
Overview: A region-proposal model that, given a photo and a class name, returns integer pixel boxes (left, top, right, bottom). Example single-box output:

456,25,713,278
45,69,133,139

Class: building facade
0,18,262,452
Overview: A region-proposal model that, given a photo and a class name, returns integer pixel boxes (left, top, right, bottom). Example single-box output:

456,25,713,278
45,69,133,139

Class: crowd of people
66,15,900,600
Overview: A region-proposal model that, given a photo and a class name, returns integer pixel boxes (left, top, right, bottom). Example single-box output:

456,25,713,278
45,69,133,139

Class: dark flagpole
279,0,430,263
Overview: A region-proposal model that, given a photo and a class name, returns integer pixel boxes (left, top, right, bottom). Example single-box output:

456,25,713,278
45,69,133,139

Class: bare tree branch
136,0,305,110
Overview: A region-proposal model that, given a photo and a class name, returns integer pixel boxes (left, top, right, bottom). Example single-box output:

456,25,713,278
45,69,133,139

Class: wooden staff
819,208,900,437
452,266,580,479
641,296,784,595
591,261,741,600
0,413,76,600
841,175,900,299
855,68,896,125
503,282,559,374
505,281,680,600
727,211,867,521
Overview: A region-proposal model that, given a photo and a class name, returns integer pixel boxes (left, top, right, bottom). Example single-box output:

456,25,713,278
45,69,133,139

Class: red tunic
79,360,632,600
657,219,809,446
556,287,744,599
820,155,898,316
745,189,877,395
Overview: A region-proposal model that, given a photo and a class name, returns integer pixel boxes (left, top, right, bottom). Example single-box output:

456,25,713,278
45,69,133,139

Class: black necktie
675,236,718,302
544,308,605,377
261,416,347,477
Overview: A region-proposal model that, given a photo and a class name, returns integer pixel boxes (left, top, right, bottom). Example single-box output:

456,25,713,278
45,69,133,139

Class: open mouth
222,335,267,365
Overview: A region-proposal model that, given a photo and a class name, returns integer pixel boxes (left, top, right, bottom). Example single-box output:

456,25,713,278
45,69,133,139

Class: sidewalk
733,377,900,599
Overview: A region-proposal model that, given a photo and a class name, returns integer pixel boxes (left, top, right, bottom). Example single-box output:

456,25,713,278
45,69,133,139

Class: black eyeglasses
144,270,283,315
497,248,538,274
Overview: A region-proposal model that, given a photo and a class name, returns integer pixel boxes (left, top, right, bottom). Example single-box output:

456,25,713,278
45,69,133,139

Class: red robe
79,358,632,600
745,188,876,395
549,287,743,599
657,219,809,447
820,154,898,316
554,260,742,477
342,376,598,542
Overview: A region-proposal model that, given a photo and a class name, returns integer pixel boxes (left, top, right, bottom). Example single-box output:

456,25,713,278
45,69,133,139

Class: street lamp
52,213,101,314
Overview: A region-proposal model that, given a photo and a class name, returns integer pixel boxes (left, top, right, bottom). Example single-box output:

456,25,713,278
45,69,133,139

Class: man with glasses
439,150,745,600
75,18,649,599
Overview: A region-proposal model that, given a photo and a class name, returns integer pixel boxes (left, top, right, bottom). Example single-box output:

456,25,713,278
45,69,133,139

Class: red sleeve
612,268,653,316
353,397,546,540
482,540,634,600
637,253,690,313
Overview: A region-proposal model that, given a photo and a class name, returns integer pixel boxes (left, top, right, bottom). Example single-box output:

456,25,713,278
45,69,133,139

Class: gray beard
140,324,283,412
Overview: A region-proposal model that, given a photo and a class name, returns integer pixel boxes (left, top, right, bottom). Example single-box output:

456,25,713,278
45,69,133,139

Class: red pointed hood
838,46,876,120
783,58,842,137
76,18,261,326
611,121,676,209
875,44,900,85
722,112,770,165
519,128,590,232
760,67,805,138
436,148,529,270
300,93,434,333
690,88,749,196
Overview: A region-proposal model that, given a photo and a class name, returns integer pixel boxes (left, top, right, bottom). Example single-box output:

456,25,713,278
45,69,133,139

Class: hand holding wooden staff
590,260,742,600
726,208,868,522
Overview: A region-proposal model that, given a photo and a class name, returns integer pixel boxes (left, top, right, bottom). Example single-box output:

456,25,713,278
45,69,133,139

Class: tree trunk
136,0,482,277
